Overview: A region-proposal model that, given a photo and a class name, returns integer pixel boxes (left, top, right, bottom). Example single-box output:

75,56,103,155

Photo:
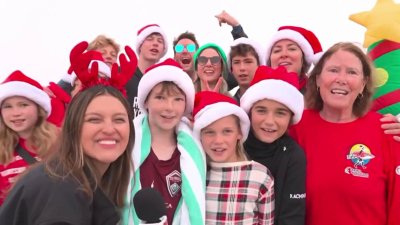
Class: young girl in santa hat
0,70,59,205
122,58,206,225
192,91,274,225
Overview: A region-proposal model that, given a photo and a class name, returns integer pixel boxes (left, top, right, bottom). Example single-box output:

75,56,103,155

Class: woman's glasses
174,44,196,53
197,56,221,66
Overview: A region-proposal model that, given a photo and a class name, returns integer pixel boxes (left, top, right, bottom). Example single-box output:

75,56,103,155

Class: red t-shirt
290,110,400,225
0,139,38,205
140,148,182,225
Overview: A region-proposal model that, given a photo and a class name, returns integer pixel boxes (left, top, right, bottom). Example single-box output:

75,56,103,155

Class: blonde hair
0,106,59,164
88,35,120,53
203,115,248,164
233,116,248,161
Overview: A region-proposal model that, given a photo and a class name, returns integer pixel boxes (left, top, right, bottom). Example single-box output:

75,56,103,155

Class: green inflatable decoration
368,40,400,115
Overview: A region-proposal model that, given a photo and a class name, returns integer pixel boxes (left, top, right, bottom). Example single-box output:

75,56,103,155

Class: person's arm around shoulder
280,140,306,225
385,136,400,225
215,10,248,40
380,113,400,142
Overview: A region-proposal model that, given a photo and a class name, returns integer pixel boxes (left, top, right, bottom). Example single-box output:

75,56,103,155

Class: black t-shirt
0,164,119,225
125,68,143,118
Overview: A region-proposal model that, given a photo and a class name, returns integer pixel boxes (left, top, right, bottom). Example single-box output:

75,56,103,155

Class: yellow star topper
349,0,400,47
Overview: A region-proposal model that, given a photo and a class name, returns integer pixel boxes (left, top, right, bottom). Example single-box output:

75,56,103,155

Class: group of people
0,10,399,225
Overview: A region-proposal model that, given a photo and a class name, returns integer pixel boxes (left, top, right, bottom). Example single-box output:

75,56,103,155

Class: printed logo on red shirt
345,144,374,178
166,170,181,197
396,166,400,176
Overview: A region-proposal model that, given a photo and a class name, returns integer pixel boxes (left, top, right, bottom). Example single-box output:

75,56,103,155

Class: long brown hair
305,42,374,117
45,85,134,208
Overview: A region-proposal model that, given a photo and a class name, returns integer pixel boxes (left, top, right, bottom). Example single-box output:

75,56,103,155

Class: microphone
133,187,167,224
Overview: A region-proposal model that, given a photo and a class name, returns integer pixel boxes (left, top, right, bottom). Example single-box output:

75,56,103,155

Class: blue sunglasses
174,44,196,53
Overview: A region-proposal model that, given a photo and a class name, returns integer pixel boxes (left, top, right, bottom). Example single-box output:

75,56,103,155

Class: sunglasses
197,56,221,66
174,44,196,53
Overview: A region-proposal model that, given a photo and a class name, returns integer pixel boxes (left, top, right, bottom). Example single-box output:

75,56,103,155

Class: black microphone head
133,187,166,223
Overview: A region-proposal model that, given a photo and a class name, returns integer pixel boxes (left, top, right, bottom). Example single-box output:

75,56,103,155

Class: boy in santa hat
240,65,306,225
126,24,169,118
122,58,205,225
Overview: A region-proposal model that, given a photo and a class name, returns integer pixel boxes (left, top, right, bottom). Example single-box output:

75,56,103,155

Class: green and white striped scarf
121,114,206,225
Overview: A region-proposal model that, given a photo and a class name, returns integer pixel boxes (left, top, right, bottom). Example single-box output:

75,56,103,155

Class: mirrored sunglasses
174,44,196,53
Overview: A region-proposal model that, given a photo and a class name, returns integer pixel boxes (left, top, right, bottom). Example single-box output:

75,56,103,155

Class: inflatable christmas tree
350,0,400,115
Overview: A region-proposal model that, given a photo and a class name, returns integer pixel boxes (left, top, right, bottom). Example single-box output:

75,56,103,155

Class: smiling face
139,33,165,62
250,98,292,143
145,82,186,133
1,96,39,139
80,94,130,175
270,39,304,75
316,49,366,117
200,115,242,163
196,48,223,86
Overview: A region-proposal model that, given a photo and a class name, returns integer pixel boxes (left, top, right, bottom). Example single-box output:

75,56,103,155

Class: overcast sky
0,0,389,84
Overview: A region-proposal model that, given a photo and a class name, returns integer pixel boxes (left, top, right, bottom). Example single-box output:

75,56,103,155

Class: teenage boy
228,37,265,103
122,58,206,225
240,65,306,225
126,24,168,117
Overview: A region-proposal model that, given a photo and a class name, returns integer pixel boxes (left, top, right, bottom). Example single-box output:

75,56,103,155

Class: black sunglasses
197,56,221,66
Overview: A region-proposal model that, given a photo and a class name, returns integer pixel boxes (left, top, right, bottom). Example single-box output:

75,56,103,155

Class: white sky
0,0,392,84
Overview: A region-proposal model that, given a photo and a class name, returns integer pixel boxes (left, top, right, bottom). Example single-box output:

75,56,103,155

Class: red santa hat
229,37,266,67
240,66,304,124
136,24,168,58
0,70,51,117
265,26,323,67
192,91,250,142
62,51,111,85
137,58,194,115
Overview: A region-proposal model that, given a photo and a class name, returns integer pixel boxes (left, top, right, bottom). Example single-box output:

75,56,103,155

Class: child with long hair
0,70,58,205
192,91,274,225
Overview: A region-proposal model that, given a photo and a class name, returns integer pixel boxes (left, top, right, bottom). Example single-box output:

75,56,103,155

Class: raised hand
201,77,223,92
215,10,239,27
